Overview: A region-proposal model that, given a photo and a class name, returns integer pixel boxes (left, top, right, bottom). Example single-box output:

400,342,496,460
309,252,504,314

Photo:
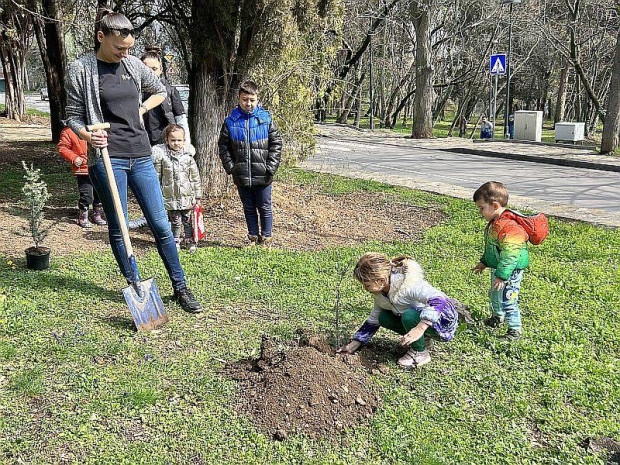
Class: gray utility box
555,122,585,143
514,110,543,142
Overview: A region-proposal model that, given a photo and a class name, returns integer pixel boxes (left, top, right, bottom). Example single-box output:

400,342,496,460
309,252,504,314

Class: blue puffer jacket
218,106,283,187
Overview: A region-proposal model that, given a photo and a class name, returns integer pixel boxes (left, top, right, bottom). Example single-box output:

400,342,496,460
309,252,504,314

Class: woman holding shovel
65,9,202,315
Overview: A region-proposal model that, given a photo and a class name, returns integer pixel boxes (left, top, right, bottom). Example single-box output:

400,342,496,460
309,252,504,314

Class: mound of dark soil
225,335,381,440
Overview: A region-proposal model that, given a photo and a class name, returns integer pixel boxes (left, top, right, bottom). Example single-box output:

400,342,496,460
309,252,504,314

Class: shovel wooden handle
87,122,136,263
86,122,111,132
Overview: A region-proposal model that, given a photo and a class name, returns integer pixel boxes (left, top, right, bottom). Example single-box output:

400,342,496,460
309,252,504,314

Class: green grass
0,167,618,463
1,142,76,208
0,103,50,117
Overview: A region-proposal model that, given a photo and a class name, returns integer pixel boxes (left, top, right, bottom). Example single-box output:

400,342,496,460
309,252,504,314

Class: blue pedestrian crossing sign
490,54,507,75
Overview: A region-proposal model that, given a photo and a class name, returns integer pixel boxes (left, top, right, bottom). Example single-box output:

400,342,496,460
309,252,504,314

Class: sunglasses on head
102,26,135,38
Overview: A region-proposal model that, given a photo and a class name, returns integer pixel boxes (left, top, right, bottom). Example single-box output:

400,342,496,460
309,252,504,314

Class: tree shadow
99,315,137,332
197,240,242,250
1,203,77,228
0,140,58,168
19,271,122,303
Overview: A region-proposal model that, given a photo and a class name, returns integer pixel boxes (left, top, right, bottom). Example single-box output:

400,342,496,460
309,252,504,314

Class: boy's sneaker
260,235,273,249
503,328,522,341
397,348,431,368
484,315,503,328
247,235,259,247
173,287,202,314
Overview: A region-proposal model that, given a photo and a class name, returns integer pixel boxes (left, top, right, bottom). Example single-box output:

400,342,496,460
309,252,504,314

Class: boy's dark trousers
76,175,101,210
237,185,273,238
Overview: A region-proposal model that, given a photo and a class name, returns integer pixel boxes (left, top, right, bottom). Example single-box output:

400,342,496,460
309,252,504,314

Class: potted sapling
22,161,51,270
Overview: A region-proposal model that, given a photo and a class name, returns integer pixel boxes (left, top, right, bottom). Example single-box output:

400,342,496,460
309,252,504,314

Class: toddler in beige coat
151,124,202,252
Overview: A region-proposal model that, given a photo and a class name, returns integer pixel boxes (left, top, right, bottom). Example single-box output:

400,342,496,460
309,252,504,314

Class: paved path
0,124,51,141
301,125,620,228
1,119,618,227
0,92,50,114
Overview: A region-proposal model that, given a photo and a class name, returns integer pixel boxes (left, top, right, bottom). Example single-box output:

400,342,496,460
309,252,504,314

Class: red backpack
505,210,549,245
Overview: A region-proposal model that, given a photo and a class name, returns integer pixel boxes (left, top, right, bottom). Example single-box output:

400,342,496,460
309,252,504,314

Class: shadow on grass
1,203,80,227
84,228,245,252
2,261,122,304
99,315,136,332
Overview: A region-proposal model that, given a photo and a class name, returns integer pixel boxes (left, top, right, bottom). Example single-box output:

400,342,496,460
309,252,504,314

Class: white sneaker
397,348,431,368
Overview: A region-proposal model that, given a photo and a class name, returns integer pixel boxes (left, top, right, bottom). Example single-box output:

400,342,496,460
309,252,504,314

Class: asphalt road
0,92,50,113
301,138,620,227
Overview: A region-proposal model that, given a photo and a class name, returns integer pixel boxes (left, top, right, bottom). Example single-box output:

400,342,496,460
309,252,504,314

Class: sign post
489,53,506,140
502,0,522,138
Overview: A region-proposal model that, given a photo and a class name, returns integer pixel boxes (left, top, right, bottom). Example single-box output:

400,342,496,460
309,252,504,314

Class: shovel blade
122,278,169,331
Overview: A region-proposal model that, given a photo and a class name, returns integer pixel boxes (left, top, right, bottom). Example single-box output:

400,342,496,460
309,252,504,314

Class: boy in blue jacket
218,81,283,246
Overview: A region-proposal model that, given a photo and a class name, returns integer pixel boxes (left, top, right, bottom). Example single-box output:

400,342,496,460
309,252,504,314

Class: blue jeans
89,156,187,291
490,269,523,330
237,185,273,237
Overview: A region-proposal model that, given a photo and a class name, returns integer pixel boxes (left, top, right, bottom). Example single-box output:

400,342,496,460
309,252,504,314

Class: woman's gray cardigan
65,52,166,165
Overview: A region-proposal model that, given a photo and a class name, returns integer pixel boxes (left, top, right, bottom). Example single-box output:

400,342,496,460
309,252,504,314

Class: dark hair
163,124,185,141
94,9,134,51
473,181,509,207
141,50,161,62
239,80,259,96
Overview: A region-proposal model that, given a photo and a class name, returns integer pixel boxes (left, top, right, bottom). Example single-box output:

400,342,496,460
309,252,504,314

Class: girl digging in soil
338,253,458,368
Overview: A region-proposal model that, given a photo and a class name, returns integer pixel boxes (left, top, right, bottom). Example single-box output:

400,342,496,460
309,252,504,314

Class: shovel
87,123,169,331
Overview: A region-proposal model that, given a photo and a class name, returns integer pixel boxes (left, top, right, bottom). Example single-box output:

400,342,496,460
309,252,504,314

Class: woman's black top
97,59,151,158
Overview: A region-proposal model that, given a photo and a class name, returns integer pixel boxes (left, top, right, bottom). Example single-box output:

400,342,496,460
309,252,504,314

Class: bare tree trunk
448,23,500,136
601,28,620,154
433,84,452,123
189,0,242,197
554,62,569,124
189,67,231,197
410,0,434,139
336,86,349,123
390,87,414,128
339,67,366,125
0,47,27,120
565,1,604,123
575,78,582,122
0,5,29,121
353,86,361,128
384,61,414,128
319,0,403,117
31,0,67,142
